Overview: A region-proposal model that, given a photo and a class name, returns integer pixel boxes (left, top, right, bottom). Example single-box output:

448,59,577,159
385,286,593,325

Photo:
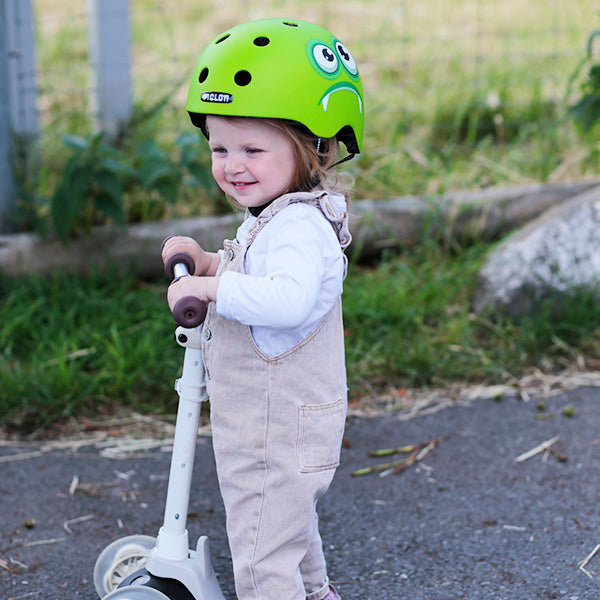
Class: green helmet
186,18,364,154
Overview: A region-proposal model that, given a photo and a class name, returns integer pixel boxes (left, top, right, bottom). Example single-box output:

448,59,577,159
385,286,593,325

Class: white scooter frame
93,262,226,600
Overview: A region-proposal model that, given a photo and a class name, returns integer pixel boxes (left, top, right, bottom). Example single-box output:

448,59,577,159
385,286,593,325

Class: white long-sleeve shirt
215,197,347,356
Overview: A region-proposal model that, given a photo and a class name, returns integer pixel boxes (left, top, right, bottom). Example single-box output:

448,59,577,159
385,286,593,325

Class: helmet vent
234,70,252,86
282,22,298,27
198,67,209,83
215,34,230,44
253,36,270,47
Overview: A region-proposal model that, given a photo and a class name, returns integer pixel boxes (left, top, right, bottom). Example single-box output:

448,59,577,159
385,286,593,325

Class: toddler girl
162,18,364,600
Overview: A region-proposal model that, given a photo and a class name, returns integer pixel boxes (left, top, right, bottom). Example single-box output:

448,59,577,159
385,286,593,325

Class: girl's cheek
211,161,221,182
212,164,229,193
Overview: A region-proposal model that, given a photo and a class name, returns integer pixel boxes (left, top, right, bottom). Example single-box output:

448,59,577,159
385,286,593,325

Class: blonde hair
205,116,354,208
264,118,354,199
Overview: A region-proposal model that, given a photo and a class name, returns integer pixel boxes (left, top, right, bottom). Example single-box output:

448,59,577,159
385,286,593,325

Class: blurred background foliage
13,0,600,239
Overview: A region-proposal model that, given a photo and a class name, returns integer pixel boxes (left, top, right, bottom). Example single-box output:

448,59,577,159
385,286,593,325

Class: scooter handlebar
164,252,196,280
164,253,208,328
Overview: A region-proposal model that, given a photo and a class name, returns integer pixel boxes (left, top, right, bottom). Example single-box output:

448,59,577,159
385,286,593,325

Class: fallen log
0,180,597,278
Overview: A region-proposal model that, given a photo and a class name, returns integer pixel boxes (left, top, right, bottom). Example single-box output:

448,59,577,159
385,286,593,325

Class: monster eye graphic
334,41,358,77
312,43,339,74
305,37,363,114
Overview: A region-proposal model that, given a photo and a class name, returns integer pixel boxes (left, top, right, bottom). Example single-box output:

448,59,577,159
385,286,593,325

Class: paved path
2,386,600,599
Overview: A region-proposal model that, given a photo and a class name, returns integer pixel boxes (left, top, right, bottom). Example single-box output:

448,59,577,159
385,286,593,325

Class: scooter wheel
101,586,170,599
93,535,157,597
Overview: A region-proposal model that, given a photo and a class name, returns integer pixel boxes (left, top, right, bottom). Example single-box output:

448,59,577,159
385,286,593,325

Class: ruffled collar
245,190,351,251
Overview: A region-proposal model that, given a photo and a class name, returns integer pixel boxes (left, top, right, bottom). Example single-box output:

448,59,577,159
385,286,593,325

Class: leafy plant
568,29,600,136
46,130,216,242
50,134,129,241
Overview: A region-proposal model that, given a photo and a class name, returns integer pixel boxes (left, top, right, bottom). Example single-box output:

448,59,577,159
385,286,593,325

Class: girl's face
206,116,296,209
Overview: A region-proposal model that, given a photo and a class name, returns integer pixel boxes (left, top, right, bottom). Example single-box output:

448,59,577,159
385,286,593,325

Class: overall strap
244,191,351,255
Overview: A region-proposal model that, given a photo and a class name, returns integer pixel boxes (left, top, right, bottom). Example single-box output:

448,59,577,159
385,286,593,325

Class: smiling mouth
318,82,363,113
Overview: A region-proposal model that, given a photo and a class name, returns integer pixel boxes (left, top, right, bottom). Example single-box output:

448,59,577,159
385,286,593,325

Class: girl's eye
211,147,226,154
246,147,262,154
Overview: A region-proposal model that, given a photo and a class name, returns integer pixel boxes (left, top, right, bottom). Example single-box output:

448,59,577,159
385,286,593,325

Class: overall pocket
298,398,346,472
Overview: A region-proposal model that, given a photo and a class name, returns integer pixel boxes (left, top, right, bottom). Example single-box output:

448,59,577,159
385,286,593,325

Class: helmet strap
316,138,322,153
330,152,356,169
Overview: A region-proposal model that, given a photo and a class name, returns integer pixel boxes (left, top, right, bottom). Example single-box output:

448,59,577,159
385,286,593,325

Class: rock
472,184,600,316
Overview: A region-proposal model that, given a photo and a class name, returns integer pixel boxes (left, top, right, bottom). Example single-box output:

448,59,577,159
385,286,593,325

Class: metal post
1,0,39,232
88,0,132,141
0,2,16,232
4,0,38,138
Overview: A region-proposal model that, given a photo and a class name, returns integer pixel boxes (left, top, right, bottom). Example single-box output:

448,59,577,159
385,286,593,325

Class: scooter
93,254,226,600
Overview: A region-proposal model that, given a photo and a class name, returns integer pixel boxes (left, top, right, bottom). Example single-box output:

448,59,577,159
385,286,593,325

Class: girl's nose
225,153,245,174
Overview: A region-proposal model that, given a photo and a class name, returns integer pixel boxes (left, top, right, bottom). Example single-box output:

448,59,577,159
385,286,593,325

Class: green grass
3,239,600,434
5,2,600,433
344,243,600,395
0,268,178,431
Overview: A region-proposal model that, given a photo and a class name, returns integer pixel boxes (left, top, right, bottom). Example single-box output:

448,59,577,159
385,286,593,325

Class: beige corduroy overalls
201,193,348,600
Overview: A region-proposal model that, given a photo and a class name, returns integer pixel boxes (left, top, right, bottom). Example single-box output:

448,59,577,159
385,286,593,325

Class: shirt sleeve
216,204,336,329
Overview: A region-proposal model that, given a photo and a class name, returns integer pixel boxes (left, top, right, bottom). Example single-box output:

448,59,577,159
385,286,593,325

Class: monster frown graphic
186,18,364,154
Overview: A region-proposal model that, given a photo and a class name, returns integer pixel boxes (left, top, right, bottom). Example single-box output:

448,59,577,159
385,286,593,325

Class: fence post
88,0,132,141
1,0,38,232
0,3,16,233
4,0,39,138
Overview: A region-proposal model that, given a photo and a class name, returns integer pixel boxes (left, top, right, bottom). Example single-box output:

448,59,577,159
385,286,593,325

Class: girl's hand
162,236,216,276
167,275,220,313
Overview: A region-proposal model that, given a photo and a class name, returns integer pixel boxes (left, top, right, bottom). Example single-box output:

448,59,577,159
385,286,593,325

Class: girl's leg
212,414,335,600
300,511,330,600
221,468,333,599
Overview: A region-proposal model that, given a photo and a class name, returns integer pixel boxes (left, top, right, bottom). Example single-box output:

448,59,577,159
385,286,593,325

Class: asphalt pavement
2,386,600,600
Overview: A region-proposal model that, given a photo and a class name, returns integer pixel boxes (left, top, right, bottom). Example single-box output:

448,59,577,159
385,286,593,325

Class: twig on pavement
63,514,94,535
352,433,454,477
514,435,560,463
578,543,600,579
23,537,67,547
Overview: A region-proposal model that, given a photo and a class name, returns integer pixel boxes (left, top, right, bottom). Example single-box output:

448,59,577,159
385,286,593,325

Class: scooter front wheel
101,586,170,599
94,535,157,597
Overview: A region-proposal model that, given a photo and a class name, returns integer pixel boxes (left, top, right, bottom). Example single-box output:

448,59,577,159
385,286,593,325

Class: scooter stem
152,330,207,561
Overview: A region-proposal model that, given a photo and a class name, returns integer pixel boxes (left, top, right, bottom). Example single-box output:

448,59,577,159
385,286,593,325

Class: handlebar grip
172,296,208,328
164,252,207,327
